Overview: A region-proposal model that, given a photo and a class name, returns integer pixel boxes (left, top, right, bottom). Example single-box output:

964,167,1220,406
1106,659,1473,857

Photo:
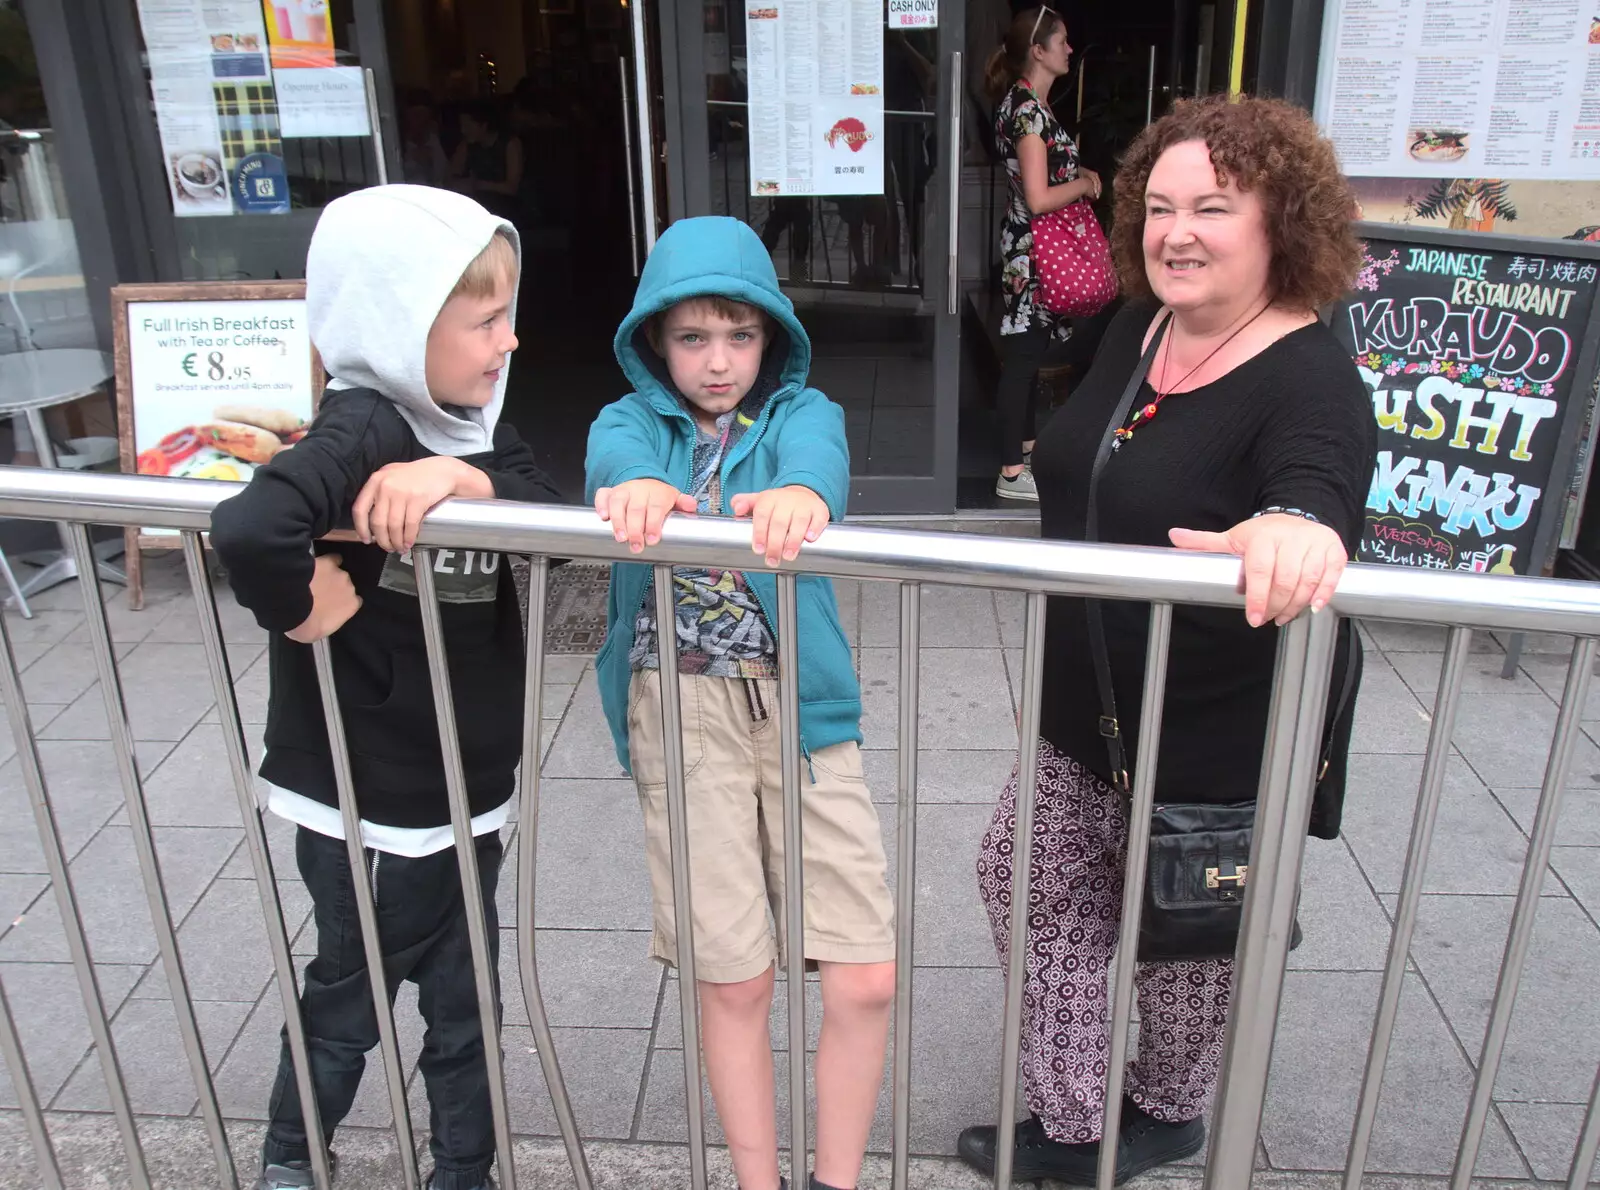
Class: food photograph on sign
1338,241,1600,575
127,298,316,487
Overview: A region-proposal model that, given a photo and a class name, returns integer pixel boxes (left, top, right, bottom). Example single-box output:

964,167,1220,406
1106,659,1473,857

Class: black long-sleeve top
1030,301,1375,837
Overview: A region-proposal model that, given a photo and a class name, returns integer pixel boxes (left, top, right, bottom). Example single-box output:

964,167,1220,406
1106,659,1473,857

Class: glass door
670,0,963,514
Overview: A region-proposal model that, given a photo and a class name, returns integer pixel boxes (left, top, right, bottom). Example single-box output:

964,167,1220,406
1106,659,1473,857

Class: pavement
0,548,1595,1188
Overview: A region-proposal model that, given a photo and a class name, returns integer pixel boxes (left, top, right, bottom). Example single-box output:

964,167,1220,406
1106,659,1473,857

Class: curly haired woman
957,95,1375,1184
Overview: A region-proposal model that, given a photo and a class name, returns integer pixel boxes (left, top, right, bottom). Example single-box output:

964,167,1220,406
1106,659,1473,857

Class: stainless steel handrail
1,467,1597,634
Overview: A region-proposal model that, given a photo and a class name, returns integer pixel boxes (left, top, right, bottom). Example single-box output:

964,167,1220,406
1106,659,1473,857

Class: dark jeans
264,827,504,1190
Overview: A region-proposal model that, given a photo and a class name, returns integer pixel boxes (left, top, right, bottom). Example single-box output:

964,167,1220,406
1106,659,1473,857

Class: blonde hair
449,229,518,300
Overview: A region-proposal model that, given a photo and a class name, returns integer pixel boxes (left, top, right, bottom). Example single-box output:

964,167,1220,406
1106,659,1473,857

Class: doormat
538,562,610,654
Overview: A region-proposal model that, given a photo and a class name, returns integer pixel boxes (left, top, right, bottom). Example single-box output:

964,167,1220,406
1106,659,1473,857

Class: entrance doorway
954,0,1235,508
379,0,656,499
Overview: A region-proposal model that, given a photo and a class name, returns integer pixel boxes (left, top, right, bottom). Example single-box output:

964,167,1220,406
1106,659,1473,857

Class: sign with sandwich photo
111,280,324,608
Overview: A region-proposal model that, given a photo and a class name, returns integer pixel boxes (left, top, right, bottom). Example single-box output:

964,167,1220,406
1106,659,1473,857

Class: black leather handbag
1082,315,1356,963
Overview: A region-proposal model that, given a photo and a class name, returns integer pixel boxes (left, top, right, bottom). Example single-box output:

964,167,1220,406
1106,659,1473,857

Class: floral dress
994,78,1081,339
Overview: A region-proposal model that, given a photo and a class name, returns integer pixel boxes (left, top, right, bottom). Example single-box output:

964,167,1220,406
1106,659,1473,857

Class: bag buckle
1205,863,1249,890
1098,715,1119,739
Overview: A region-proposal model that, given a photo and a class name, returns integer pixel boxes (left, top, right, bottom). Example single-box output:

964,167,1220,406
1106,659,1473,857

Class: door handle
619,56,642,276
946,51,963,316
630,0,658,254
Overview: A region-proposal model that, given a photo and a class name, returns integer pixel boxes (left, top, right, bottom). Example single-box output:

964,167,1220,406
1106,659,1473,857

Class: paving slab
503,927,661,1030
1492,784,1600,844
138,721,267,828
1339,753,1548,896
860,748,1016,806
907,803,998,969
509,778,651,931
858,648,1015,753
858,583,1001,649
0,961,143,1109
50,996,253,1114
1349,655,1434,755
1260,970,1528,1178
1289,838,1394,974
1496,1100,1600,1184
1406,893,1600,1104
0,737,175,874
38,641,263,742
130,875,314,1003
0,824,240,966
1360,619,1503,654
1552,846,1600,920
1451,691,1600,790
540,670,627,779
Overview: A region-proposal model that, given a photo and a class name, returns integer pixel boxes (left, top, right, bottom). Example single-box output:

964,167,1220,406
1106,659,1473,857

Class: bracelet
1252,506,1320,524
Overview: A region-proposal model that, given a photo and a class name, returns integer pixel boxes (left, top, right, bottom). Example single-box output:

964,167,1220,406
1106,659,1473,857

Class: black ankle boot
809,1176,852,1190
955,1114,1102,1184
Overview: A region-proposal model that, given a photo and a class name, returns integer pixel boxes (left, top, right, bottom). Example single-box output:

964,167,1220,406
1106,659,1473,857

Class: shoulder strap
1084,315,1169,791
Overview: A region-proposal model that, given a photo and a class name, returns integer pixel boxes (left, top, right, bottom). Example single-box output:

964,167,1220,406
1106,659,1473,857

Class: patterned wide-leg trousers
976,739,1233,1144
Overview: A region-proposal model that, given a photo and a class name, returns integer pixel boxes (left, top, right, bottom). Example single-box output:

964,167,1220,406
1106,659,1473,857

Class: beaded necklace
1112,302,1269,451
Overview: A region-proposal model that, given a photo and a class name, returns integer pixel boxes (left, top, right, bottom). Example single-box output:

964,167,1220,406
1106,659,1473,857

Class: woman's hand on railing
594,479,699,553
285,554,363,644
730,485,831,566
1169,514,1347,628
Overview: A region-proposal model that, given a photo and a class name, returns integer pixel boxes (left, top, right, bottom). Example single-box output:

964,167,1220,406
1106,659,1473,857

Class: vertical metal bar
66,524,237,1188
0,566,149,1188
1204,610,1340,1189
514,556,594,1190
0,973,62,1188
619,57,642,278
411,549,520,1190
364,68,389,186
993,591,1047,1190
1145,46,1157,124
1096,602,1175,1190
1451,636,1600,1190
182,534,334,1190
945,52,963,316
1568,1060,1600,1190
777,573,808,1178
1344,627,1474,1190
653,562,709,1190
308,638,422,1190
630,0,659,252
891,582,921,1190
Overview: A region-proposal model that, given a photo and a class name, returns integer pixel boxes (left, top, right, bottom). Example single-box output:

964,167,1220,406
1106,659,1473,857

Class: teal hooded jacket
586,216,861,775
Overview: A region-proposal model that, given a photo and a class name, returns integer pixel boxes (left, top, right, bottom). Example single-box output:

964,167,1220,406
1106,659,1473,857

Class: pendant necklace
1112,303,1270,451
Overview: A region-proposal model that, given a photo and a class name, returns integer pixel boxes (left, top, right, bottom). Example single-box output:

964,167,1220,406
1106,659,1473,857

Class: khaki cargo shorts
627,669,896,984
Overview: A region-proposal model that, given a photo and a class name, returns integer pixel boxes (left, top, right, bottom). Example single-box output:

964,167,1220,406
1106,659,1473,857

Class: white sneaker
995,467,1039,502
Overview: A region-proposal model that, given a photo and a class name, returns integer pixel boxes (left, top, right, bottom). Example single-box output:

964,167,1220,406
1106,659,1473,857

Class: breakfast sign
112,280,323,609
1332,226,1600,577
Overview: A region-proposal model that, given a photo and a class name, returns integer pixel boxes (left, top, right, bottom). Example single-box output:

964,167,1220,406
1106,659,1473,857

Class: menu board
1313,0,1600,180
133,0,290,217
1333,233,1600,574
111,281,323,608
746,0,885,196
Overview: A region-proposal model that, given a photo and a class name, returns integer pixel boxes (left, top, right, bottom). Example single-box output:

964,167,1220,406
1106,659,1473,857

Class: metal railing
0,464,1597,1189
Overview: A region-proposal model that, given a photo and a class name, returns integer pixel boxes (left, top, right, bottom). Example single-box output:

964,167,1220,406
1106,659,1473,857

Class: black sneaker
955,1114,1101,1183
255,1152,337,1190
1117,1097,1204,1180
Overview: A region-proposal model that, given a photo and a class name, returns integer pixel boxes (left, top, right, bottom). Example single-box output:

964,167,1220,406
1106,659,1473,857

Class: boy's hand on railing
594,479,698,553
1169,515,1346,629
352,457,493,552
286,554,363,644
730,485,830,566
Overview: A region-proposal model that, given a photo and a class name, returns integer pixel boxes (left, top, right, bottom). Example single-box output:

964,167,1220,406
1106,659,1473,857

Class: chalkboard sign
1333,225,1600,576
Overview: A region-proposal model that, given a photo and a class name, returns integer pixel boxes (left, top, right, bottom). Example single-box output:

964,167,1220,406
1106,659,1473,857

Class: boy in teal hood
586,217,894,1190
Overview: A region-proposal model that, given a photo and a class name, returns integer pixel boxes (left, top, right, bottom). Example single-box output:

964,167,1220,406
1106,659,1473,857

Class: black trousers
996,324,1055,468
263,827,504,1190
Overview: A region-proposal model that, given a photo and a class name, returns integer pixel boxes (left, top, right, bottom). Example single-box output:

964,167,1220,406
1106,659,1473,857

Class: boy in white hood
211,186,560,1190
